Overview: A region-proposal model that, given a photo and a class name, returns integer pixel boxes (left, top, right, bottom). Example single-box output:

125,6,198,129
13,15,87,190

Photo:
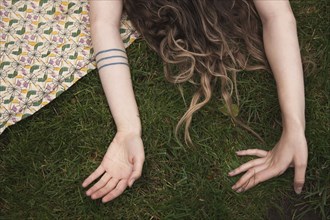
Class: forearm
90,3,141,135
262,14,305,133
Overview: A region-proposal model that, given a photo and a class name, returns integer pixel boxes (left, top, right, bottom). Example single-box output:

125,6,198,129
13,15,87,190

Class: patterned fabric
0,0,139,134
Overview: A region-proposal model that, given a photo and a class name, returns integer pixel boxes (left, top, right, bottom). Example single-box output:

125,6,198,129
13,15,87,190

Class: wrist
115,129,142,144
117,123,142,137
282,117,305,134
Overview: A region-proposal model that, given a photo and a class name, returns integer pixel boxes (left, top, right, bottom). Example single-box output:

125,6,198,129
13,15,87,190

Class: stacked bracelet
95,48,129,71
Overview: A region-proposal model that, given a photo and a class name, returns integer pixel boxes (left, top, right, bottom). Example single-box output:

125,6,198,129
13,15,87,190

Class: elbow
89,15,121,30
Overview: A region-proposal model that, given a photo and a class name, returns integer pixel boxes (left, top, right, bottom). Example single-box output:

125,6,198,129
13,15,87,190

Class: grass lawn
1,0,329,219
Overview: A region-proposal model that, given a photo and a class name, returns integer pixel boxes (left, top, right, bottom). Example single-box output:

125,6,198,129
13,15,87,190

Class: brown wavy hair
124,0,270,144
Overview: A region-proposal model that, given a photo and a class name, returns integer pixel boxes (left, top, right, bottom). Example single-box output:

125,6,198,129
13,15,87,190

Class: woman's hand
82,132,145,203
229,131,308,194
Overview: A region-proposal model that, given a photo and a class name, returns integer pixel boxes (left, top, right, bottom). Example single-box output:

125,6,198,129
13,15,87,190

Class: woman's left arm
229,0,308,194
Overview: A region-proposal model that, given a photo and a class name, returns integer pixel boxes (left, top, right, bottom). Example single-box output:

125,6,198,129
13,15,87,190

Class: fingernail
129,179,135,187
86,191,91,196
232,185,237,190
295,187,302,194
236,188,243,193
228,171,234,176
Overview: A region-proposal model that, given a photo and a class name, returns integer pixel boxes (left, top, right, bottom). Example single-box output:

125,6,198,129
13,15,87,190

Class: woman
82,0,308,203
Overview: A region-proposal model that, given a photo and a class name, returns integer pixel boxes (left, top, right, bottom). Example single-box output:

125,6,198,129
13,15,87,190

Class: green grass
1,1,329,219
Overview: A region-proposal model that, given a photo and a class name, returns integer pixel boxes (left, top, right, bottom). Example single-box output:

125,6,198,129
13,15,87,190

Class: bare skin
229,0,307,194
83,0,307,203
82,0,144,203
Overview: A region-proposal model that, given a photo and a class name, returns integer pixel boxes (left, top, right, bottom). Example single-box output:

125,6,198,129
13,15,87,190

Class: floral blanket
0,0,139,134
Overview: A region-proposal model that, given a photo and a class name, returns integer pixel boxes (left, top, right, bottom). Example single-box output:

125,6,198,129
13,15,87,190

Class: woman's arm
229,0,308,194
89,1,141,134
82,0,144,203
255,1,305,131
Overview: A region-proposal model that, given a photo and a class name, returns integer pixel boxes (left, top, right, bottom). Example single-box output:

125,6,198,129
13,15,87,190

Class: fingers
232,164,267,192
102,179,128,203
86,173,111,196
228,158,266,176
82,165,105,188
90,178,120,200
294,162,307,194
237,168,279,192
128,156,144,187
236,149,268,157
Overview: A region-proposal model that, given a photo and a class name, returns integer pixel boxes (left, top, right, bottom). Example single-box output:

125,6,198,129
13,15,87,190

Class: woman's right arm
82,0,145,203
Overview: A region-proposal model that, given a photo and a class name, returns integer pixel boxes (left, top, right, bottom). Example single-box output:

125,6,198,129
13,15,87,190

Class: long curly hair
124,0,270,144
